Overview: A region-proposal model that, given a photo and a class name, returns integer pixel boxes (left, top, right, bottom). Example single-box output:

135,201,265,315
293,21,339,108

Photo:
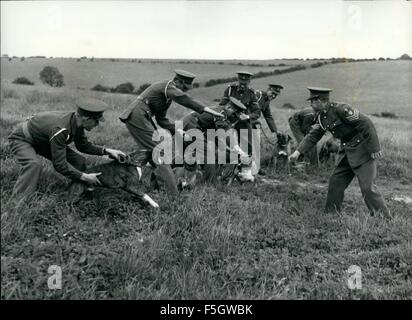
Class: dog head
276,133,292,158
319,139,340,163
173,164,203,191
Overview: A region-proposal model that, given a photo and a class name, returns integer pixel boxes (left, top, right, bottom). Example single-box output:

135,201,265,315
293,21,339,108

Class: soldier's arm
297,123,325,155
261,102,277,132
155,109,176,134
49,128,83,180
167,85,206,114
336,105,381,154
74,129,106,155
218,86,231,106
248,93,261,121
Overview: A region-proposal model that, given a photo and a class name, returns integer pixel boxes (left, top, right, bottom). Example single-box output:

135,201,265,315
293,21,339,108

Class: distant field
0,57,298,89
195,60,412,118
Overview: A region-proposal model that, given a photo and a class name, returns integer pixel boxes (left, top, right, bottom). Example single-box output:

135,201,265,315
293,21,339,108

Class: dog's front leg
68,181,87,201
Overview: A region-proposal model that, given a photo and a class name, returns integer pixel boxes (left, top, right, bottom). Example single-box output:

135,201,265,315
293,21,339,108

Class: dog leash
259,125,277,147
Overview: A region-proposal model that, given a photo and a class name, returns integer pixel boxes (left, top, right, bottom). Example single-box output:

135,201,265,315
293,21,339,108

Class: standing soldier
119,69,223,196
288,107,318,165
219,71,260,176
289,87,390,218
8,98,126,202
254,83,283,137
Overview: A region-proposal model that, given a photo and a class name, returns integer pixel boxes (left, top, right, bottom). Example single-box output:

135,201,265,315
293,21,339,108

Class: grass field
1,58,411,299
1,57,298,89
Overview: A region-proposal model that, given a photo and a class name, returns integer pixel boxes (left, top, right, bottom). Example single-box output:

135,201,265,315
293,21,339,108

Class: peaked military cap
174,69,196,89
229,97,247,110
307,87,332,101
236,71,254,79
268,84,284,92
75,98,108,121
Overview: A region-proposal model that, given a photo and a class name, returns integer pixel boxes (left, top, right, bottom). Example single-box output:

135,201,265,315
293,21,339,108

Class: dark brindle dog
68,152,159,208
272,132,292,173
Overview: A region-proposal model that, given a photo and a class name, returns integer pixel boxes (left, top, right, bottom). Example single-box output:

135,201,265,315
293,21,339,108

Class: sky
1,0,411,59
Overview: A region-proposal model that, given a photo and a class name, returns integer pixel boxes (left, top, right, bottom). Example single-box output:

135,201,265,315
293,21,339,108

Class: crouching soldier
288,107,318,165
182,97,253,183
254,83,283,136
289,87,390,218
8,98,126,202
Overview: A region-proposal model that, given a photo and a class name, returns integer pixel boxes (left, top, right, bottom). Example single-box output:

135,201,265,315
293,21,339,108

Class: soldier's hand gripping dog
68,151,159,208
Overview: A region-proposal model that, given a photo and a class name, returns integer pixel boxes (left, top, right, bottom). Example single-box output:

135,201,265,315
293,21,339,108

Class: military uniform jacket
219,83,260,121
289,108,316,135
255,90,277,132
298,102,381,168
119,80,206,134
12,111,105,180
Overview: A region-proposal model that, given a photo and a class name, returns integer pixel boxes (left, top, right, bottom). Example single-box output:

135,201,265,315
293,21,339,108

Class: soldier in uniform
119,69,223,196
254,83,283,137
288,107,318,165
219,71,260,177
289,87,390,218
182,97,251,182
8,98,126,202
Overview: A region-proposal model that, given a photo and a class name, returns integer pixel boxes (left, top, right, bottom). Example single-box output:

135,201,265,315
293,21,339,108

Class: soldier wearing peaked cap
288,107,318,165
219,71,260,160
119,69,224,196
8,98,126,202
254,83,284,135
180,97,249,183
289,87,390,218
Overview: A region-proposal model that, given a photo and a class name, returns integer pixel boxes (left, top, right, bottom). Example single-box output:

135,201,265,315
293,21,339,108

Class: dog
319,138,340,165
68,152,159,208
272,132,292,173
173,163,203,190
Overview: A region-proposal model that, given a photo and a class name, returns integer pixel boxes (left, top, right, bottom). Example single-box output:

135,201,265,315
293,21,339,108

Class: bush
39,66,65,87
193,83,200,89
373,112,398,119
91,84,112,92
134,83,151,95
12,77,34,85
112,82,134,94
398,54,411,60
311,62,324,68
282,103,296,109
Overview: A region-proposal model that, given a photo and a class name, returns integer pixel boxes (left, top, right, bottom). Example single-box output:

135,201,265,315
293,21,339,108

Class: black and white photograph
1,0,411,305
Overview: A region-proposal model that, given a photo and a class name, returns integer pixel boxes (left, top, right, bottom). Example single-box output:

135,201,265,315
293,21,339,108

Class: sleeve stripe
50,128,68,141
164,80,172,101
317,114,326,130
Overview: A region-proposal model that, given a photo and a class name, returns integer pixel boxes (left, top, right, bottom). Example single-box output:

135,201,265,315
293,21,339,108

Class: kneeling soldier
182,97,251,182
288,107,318,165
289,87,390,218
8,98,126,202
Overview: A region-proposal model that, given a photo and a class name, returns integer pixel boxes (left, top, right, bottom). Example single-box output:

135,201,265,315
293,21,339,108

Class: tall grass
1,62,411,299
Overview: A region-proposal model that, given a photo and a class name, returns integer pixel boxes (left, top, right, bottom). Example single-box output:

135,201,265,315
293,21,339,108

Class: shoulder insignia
346,108,359,121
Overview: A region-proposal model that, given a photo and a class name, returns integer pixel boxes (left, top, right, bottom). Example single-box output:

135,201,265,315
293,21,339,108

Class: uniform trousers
124,118,178,196
326,155,390,218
